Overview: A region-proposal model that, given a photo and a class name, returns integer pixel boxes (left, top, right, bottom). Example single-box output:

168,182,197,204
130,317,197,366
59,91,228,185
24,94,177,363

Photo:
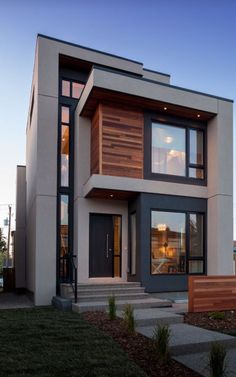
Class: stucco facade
15,35,234,305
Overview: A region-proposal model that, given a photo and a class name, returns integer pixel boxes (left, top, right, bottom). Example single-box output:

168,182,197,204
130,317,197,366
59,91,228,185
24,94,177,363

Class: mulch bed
184,310,236,335
82,311,201,377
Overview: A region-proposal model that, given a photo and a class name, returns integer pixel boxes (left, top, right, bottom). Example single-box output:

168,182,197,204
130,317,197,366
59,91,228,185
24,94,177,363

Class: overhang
76,67,232,120
84,174,208,200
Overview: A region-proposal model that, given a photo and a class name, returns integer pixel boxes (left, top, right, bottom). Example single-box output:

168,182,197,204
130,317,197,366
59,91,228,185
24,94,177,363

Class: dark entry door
89,214,114,277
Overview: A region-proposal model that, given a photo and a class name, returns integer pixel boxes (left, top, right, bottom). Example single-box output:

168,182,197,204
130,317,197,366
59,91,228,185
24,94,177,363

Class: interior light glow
164,136,173,144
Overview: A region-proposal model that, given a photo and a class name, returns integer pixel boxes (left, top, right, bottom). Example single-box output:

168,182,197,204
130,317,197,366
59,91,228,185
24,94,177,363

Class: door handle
106,234,109,259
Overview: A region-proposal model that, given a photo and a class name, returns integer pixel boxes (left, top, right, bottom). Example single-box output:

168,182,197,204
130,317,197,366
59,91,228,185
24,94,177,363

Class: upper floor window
61,79,85,99
145,114,206,185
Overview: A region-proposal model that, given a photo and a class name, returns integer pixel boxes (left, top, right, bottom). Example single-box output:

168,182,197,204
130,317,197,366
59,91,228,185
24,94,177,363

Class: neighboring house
15,34,234,305
233,241,236,274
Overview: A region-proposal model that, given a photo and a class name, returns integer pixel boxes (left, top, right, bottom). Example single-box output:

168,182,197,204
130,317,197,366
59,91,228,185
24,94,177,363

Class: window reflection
152,123,186,176
61,106,70,124
60,195,68,257
72,82,84,99
151,211,186,274
61,125,69,187
190,130,203,165
62,80,70,97
189,214,203,257
113,216,121,277
189,168,204,179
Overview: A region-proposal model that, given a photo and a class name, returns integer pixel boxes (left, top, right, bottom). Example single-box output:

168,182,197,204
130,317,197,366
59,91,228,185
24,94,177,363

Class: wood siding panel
188,276,236,312
91,105,101,174
101,105,144,179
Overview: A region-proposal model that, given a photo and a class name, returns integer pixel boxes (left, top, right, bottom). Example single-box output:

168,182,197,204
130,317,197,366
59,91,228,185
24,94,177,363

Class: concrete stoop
68,282,172,313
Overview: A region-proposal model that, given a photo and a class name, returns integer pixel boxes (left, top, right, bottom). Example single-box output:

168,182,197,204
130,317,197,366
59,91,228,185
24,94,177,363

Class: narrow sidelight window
59,195,69,280
130,213,137,275
60,195,69,257
189,214,203,257
113,216,121,277
60,125,69,187
61,106,70,124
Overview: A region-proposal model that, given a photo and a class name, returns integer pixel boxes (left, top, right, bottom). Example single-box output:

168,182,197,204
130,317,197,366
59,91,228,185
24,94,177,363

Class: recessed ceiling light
164,107,167,111
110,194,114,198
197,114,201,118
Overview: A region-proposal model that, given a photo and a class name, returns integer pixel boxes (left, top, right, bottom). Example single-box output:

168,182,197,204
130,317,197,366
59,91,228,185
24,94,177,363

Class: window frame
60,77,85,100
150,208,206,276
144,113,207,186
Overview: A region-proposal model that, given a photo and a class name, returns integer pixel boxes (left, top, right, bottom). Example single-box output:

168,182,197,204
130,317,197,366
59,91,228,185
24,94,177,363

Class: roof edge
37,34,143,65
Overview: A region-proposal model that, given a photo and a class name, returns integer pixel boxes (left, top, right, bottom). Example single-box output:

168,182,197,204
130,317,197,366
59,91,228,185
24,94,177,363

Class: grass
0,307,147,377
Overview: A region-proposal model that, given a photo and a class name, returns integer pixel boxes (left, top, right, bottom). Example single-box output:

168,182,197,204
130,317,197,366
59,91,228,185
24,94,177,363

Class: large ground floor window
151,210,204,275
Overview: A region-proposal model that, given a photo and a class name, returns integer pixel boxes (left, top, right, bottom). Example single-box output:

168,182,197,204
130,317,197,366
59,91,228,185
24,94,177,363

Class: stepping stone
136,323,236,356
117,308,183,327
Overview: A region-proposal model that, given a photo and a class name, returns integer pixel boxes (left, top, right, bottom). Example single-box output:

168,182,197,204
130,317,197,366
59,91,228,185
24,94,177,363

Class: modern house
15,34,234,305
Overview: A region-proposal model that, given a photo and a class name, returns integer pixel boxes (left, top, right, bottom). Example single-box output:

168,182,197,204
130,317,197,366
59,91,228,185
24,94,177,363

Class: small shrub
208,312,226,320
108,295,116,320
209,342,227,377
123,304,135,333
153,324,171,364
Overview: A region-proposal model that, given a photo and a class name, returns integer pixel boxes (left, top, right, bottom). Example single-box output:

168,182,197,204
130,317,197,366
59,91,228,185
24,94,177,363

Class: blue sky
0,0,236,232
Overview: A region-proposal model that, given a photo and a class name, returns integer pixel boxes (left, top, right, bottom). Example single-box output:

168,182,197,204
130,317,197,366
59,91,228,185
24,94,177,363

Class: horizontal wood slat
188,276,236,312
102,105,144,179
91,106,100,174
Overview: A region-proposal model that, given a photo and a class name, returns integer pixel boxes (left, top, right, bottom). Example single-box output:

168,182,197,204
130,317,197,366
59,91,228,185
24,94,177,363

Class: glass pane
61,125,69,187
152,123,186,176
62,80,70,97
189,168,204,179
61,106,70,124
151,211,186,274
113,216,121,277
72,82,84,99
189,260,203,273
60,195,68,257
189,214,203,257
190,129,203,164
130,213,136,275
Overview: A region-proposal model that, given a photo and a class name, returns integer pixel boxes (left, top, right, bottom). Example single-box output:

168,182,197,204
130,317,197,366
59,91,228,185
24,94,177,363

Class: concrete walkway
118,303,236,377
0,292,33,309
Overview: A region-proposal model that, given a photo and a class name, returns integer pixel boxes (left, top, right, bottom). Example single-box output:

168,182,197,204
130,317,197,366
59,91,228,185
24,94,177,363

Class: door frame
89,213,122,278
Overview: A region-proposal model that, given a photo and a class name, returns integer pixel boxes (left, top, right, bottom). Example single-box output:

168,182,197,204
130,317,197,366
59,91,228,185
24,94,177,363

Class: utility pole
7,205,11,268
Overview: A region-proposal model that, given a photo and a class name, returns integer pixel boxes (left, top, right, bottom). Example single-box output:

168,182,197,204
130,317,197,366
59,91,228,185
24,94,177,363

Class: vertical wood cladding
102,105,144,178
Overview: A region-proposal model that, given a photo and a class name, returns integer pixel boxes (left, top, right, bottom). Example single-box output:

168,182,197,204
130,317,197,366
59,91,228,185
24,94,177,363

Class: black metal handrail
69,254,78,303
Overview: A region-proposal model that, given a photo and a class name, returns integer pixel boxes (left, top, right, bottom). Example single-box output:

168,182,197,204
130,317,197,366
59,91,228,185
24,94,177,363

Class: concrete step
77,287,146,296
72,297,172,313
77,292,149,303
117,308,183,327
61,282,142,298
77,282,141,290
137,323,236,356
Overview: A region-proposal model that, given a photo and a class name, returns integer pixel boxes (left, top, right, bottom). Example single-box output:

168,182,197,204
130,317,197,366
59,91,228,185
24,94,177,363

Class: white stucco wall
207,100,234,275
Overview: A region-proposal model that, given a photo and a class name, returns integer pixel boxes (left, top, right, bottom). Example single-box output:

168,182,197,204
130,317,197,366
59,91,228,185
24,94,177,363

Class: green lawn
0,307,147,377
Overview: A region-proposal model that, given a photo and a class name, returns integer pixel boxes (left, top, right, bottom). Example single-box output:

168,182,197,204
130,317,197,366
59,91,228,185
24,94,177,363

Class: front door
89,214,121,278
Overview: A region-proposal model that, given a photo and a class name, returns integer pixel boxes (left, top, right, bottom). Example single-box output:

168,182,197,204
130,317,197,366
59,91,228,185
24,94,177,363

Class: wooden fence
188,276,236,312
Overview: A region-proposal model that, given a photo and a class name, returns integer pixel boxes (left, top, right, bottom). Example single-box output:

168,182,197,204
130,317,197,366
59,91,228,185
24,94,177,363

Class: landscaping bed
82,311,201,377
184,310,236,335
